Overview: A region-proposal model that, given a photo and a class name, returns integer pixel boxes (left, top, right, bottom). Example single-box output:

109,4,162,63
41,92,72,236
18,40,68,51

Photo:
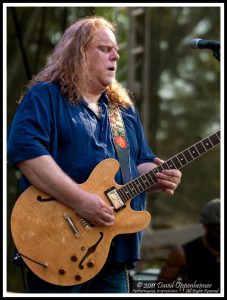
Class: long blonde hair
26,16,133,108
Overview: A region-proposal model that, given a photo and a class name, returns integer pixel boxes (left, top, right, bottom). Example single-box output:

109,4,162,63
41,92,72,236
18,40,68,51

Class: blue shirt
7,82,155,266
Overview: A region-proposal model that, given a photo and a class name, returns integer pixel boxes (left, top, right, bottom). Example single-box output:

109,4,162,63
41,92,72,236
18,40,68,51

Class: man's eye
99,46,109,52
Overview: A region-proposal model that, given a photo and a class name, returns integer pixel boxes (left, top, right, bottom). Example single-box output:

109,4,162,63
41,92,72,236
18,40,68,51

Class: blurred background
6,5,221,293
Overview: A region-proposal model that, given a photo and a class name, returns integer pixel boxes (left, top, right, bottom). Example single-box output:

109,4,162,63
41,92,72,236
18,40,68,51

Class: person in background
158,198,220,292
7,16,182,293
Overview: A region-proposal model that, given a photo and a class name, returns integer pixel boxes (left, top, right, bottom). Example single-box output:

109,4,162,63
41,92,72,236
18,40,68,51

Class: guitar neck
118,131,220,201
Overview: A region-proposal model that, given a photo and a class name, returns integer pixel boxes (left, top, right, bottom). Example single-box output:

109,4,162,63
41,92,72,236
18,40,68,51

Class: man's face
85,27,120,94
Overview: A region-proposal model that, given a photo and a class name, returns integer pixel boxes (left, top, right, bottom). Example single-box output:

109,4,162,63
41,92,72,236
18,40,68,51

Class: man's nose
111,49,120,61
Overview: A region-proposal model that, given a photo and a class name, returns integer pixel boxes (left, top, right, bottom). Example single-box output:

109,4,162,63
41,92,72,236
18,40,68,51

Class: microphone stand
213,50,220,61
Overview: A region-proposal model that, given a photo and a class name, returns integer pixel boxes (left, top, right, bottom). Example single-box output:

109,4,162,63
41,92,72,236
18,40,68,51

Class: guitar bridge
104,187,125,212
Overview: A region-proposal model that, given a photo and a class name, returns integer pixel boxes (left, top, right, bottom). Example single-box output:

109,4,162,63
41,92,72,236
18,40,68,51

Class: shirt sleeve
7,85,52,167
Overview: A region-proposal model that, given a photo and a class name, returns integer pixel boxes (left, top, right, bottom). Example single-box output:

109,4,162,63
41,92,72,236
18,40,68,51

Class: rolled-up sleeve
7,87,52,167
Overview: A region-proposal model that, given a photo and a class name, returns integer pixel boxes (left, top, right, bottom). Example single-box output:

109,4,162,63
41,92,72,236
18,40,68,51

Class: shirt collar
79,91,109,107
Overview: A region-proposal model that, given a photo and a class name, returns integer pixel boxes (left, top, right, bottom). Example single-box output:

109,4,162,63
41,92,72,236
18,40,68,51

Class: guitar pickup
104,187,126,212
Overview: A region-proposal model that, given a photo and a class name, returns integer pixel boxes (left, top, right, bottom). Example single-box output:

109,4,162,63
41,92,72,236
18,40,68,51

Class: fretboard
117,131,220,202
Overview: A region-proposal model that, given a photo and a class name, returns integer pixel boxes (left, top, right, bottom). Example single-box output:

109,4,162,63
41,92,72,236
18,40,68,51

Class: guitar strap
108,103,132,184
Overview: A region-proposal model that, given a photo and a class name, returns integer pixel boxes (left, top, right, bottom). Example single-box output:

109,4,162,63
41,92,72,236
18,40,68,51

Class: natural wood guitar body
11,158,151,286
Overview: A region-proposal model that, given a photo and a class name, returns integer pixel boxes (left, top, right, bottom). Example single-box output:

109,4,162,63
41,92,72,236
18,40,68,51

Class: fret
172,156,182,168
188,145,200,158
157,165,164,172
125,185,134,198
202,138,213,150
131,181,142,197
129,180,141,194
146,172,157,185
134,178,144,192
117,188,127,202
182,149,193,162
141,174,151,189
127,186,138,199
135,177,144,192
166,159,177,169
161,162,170,169
209,138,214,146
120,185,132,200
126,184,135,199
210,133,220,145
138,176,147,189
177,153,188,166
152,168,159,174
195,141,206,155
121,186,129,199
149,171,158,183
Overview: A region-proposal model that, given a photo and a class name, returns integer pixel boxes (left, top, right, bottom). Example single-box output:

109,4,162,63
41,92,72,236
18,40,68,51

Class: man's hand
76,189,115,226
154,157,182,196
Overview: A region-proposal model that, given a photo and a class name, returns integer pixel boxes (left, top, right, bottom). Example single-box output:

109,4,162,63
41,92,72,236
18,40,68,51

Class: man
158,198,220,292
8,16,182,293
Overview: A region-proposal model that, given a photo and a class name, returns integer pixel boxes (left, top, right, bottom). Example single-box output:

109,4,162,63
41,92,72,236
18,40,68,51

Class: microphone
190,38,220,51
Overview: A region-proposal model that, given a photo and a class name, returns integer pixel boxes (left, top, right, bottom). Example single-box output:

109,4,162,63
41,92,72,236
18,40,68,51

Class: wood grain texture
11,158,151,286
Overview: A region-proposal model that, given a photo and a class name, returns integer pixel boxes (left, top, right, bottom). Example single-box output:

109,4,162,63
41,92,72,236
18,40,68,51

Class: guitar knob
75,274,82,281
71,255,77,262
58,268,65,275
87,260,94,268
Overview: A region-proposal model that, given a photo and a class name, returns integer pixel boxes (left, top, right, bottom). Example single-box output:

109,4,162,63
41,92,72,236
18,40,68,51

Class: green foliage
144,7,220,227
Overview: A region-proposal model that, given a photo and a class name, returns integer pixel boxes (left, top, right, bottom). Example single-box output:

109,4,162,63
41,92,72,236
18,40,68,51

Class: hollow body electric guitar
11,131,220,286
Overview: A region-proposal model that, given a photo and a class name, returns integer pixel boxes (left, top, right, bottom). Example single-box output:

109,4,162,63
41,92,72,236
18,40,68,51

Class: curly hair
26,16,133,108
